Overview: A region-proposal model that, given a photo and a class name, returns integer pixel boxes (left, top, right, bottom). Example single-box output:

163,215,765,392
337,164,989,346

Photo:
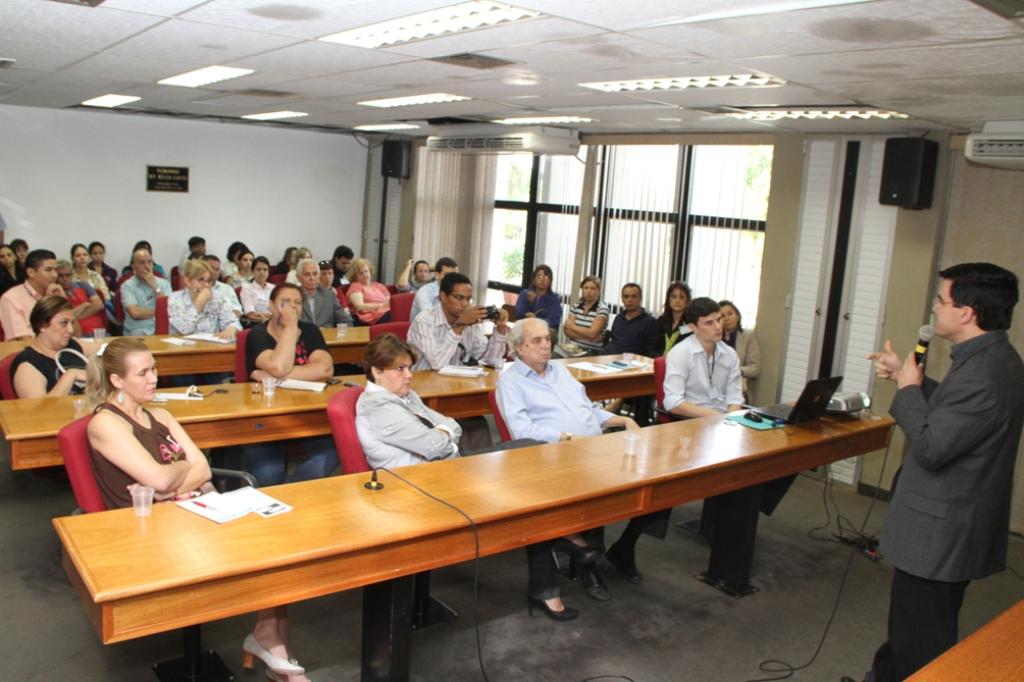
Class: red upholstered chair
326,387,371,474
653,355,680,424
58,415,107,513
233,328,251,383
269,273,287,285
116,272,133,289
155,296,169,335
385,284,398,295
335,286,350,309
340,283,351,296
170,266,182,291
369,321,410,341
390,292,415,322
113,289,124,323
487,390,512,442
0,352,20,400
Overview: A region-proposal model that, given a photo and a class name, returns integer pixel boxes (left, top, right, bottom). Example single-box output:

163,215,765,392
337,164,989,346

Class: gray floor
3,462,1023,682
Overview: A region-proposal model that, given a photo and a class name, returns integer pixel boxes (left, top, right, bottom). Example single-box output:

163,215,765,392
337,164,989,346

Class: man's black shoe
577,566,610,602
605,545,643,584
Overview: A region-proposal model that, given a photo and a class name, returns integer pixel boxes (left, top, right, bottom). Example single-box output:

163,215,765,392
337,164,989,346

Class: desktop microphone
364,469,384,491
914,325,935,364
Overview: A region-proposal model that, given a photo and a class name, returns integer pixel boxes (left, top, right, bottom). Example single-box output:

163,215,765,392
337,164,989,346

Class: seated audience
11,296,90,398
396,258,432,293
295,258,351,328
719,300,760,401
651,281,692,357
10,238,29,268
410,257,458,322
121,247,172,336
604,282,657,357
275,246,298,277
56,259,106,336
122,240,166,278
70,243,111,303
663,297,743,418
221,241,249,283
203,256,243,319
285,247,313,285
356,334,463,469
244,283,337,485
167,259,239,340
85,337,310,682
230,250,255,289
0,248,63,340
560,275,608,356
331,245,354,287
88,241,119,294
515,264,562,330
408,272,508,371
497,318,664,603
240,256,275,324
347,258,391,325
0,243,26,298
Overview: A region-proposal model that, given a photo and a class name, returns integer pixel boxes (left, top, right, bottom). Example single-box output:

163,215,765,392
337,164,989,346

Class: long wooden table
0,356,654,470
907,599,1024,681
53,413,893,680
0,326,370,377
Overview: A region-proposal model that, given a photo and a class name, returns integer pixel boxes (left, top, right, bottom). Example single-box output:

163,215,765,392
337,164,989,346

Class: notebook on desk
751,376,843,425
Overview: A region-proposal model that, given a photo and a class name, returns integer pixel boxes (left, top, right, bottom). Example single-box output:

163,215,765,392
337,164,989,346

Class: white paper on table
152,392,203,402
278,378,326,392
176,487,291,524
438,365,485,377
161,337,195,346
568,361,623,374
183,333,234,345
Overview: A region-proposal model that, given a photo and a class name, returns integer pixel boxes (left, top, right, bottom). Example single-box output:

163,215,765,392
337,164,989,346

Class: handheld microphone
364,469,384,491
914,325,935,364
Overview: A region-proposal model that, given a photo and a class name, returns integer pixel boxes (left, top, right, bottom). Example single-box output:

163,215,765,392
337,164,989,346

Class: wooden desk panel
907,599,1024,681
0,356,654,469
53,414,893,644
0,328,369,377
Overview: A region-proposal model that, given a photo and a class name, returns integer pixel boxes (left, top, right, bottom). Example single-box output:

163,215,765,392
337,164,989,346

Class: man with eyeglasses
408,271,509,371
121,246,172,336
857,262,1024,682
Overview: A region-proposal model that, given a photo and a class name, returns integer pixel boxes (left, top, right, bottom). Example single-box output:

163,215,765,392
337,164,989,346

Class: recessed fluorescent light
664,0,875,25
81,94,141,108
158,66,254,88
241,111,308,121
579,74,786,93
353,123,422,131
493,115,593,125
358,93,471,108
724,108,910,121
319,0,542,49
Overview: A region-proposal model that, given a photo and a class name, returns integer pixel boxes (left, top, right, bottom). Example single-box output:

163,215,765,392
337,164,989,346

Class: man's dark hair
939,262,1019,331
440,271,471,295
188,236,205,249
434,257,458,272
683,297,720,326
10,238,28,251
333,245,355,261
25,249,56,271
253,255,270,269
621,282,643,298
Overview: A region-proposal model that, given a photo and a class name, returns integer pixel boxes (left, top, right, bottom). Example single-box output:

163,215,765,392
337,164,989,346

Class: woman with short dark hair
11,296,91,398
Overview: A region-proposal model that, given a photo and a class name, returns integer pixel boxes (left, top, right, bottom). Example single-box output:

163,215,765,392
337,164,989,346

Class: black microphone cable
743,428,894,682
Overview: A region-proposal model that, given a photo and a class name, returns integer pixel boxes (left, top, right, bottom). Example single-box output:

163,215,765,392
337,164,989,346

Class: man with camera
408,271,509,371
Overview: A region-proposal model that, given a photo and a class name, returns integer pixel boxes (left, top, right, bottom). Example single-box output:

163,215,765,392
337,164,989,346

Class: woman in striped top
561,276,609,355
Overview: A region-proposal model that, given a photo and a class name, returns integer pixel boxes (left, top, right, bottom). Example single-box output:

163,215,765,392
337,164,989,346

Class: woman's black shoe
527,596,580,621
605,545,643,584
552,537,601,565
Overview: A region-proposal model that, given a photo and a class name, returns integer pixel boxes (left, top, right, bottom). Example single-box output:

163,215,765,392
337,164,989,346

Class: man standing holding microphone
860,262,1024,681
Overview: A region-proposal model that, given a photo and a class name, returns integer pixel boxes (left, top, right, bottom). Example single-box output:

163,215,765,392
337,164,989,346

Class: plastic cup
72,398,85,414
492,357,505,373
622,352,634,364
131,485,154,517
336,323,348,337
623,432,642,456
262,377,277,397
93,328,106,340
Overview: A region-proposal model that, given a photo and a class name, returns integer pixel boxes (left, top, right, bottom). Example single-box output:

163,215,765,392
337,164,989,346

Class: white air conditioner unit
426,126,580,155
965,121,1024,170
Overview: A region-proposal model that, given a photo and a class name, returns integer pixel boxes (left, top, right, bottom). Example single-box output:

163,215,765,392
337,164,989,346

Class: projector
826,391,871,414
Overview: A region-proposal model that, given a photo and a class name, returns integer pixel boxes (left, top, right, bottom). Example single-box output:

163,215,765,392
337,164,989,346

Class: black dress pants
870,567,969,681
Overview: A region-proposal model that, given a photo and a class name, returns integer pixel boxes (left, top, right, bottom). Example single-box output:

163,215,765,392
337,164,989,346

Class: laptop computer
751,376,844,425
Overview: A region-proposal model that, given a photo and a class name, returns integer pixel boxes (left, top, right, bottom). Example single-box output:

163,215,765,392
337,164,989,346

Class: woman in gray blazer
720,300,760,401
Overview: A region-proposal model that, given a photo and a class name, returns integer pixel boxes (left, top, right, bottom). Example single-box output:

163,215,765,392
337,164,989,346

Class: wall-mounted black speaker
381,140,411,179
879,137,938,209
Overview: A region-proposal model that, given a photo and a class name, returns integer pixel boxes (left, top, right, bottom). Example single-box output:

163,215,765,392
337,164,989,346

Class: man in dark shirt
604,282,657,356
858,262,1024,682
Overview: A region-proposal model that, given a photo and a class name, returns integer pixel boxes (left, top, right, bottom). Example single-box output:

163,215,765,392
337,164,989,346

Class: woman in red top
346,257,392,325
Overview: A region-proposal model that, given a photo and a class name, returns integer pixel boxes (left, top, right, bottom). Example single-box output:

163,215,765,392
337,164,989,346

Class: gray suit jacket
880,330,1024,582
300,286,352,328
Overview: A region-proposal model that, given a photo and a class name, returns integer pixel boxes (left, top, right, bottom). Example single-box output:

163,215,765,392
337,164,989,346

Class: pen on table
192,500,209,509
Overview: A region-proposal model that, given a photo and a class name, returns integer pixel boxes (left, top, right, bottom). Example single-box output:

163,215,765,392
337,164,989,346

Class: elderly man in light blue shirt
409,256,458,322
497,317,668,601
121,247,172,336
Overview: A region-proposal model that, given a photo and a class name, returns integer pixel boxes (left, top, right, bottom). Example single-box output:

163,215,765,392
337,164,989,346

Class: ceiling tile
227,41,409,78
380,17,605,59
105,19,299,63
0,1,167,51
0,39,94,71
62,52,208,83
101,0,210,16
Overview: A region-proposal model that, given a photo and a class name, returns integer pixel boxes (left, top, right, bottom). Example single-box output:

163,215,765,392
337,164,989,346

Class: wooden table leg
698,485,763,598
362,576,415,682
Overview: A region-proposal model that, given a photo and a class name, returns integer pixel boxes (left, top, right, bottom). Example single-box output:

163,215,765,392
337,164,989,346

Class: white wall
0,104,365,271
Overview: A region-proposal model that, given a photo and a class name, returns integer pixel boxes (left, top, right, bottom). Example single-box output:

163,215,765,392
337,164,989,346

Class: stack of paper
177,487,292,523
439,366,485,377
569,361,622,374
183,333,234,345
278,378,327,392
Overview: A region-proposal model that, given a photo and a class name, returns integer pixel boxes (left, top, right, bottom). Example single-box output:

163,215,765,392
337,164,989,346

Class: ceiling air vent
429,53,518,70
426,126,579,155
965,122,1024,169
